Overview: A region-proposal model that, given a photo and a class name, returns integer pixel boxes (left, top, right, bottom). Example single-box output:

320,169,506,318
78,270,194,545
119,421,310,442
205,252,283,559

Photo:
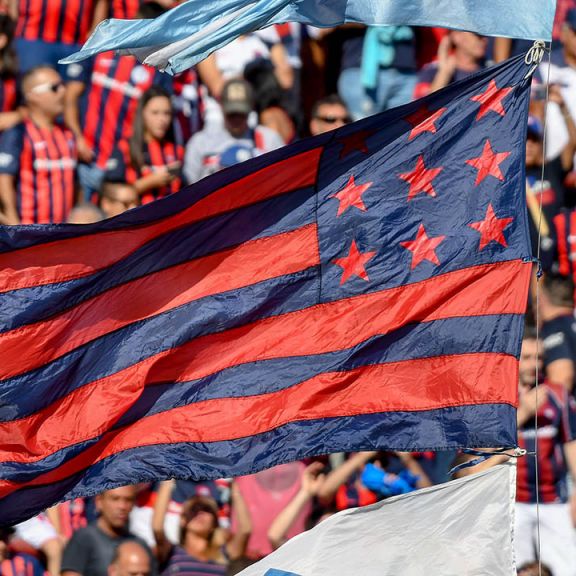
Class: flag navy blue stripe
0,404,516,526
0,313,522,480
0,268,320,421
0,186,316,332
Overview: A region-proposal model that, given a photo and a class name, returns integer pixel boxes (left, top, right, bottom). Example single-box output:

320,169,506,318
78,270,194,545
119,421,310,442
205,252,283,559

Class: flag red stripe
0,224,319,380
0,148,322,293
0,351,517,497
0,259,530,465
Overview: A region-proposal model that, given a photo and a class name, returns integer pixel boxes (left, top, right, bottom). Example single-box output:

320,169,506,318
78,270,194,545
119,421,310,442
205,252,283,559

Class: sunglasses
30,81,64,94
315,114,351,124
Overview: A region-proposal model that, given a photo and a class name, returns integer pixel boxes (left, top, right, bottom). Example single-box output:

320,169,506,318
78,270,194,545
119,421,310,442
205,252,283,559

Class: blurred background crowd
2,0,576,575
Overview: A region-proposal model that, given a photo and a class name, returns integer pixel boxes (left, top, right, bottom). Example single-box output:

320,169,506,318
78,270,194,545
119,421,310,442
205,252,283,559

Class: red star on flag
333,240,376,284
330,175,372,216
337,130,373,159
405,106,447,140
465,140,511,186
399,156,443,200
469,203,513,250
400,224,445,269
470,79,513,120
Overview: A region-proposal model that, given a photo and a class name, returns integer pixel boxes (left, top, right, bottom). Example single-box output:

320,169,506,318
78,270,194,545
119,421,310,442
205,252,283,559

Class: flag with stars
0,54,531,525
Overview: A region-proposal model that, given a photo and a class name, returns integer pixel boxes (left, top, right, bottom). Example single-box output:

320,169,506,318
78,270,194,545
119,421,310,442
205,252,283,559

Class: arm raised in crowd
64,80,94,163
550,84,576,172
225,482,252,560
267,461,325,550
197,54,225,100
152,479,176,564
316,451,377,503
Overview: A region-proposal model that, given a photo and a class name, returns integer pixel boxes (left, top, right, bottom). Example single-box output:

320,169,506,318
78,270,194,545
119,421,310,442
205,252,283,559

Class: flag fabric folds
60,0,557,74
0,55,532,525
239,464,518,576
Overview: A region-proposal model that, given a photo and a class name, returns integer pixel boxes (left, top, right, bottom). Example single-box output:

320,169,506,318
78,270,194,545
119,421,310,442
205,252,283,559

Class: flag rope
529,38,552,576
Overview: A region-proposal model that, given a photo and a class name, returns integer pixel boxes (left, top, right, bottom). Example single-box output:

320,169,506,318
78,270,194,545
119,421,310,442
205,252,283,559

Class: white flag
240,463,516,576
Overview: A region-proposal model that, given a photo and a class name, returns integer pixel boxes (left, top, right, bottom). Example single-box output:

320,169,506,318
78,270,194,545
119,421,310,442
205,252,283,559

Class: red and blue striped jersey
110,0,141,18
15,0,95,45
0,119,77,224
80,52,172,169
1,554,44,576
0,76,17,114
55,498,88,539
517,382,576,504
172,69,203,145
108,138,184,204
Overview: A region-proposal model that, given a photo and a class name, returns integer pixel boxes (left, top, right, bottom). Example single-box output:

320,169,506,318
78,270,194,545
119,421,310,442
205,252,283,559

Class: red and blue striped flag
0,55,532,525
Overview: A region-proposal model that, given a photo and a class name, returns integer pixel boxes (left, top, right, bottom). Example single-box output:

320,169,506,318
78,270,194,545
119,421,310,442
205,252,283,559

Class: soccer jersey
56,498,88,539
108,138,184,204
80,52,172,169
0,119,77,224
517,381,576,504
0,76,17,113
161,546,226,576
110,0,141,18
1,554,44,576
15,0,95,45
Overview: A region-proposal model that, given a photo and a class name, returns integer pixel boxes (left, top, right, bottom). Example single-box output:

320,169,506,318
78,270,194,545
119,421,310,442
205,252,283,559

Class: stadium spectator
267,462,326,550
98,181,139,218
360,26,418,113
0,527,45,576
108,541,151,576
517,562,554,576
107,86,184,205
515,328,576,576
63,2,171,198
61,486,153,576
153,481,251,574
0,65,78,224
539,8,576,162
336,25,366,121
11,0,107,74
539,274,576,391
183,78,283,184
414,31,487,98
309,94,350,136
0,14,23,133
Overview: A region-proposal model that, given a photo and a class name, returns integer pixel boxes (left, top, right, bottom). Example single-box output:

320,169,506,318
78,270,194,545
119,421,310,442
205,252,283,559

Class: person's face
310,103,350,135
562,25,576,59
96,486,136,530
519,338,541,388
109,549,151,576
142,96,172,140
525,135,543,167
101,184,139,217
452,32,487,60
181,500,218,540
26,69,65,118
225,112,249,138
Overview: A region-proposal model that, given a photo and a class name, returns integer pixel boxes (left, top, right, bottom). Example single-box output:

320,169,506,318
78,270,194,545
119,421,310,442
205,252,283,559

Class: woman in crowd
108,85,184,205
153,480,251,575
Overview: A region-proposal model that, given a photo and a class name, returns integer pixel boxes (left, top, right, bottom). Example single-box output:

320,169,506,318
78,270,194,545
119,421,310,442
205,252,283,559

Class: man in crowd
0,65,78,224
183,78,284,184
62,486,153,576
309,95,350,136
515,328,576,576
107,541,151,576
539,274,576,391
99,181,139,219
414,31,487,98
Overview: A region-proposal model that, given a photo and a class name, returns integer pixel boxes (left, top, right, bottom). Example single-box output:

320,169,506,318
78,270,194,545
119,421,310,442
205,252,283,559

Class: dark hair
129,85,174,172
523,323,538,342
310,94,348,120
21,64,57,93
179,496,219,546
0,14,17,78
543,272,575,308
517,562,553,576
136,1,166,19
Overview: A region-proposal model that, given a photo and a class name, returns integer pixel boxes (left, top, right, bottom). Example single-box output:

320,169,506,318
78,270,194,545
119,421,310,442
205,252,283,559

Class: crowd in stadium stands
3,0,576,574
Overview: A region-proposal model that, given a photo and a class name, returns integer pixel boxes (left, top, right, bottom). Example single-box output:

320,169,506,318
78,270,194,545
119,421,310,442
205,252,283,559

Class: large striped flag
0,55,532,525
61,0,557,75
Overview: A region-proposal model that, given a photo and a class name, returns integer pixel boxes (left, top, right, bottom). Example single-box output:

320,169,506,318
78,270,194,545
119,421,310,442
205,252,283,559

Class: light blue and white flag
62,0,556,75
239,464,517,576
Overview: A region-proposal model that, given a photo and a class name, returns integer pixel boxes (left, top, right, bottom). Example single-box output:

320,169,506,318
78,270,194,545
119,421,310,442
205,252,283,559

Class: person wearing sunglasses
0,64,79,225
309,95,351,136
